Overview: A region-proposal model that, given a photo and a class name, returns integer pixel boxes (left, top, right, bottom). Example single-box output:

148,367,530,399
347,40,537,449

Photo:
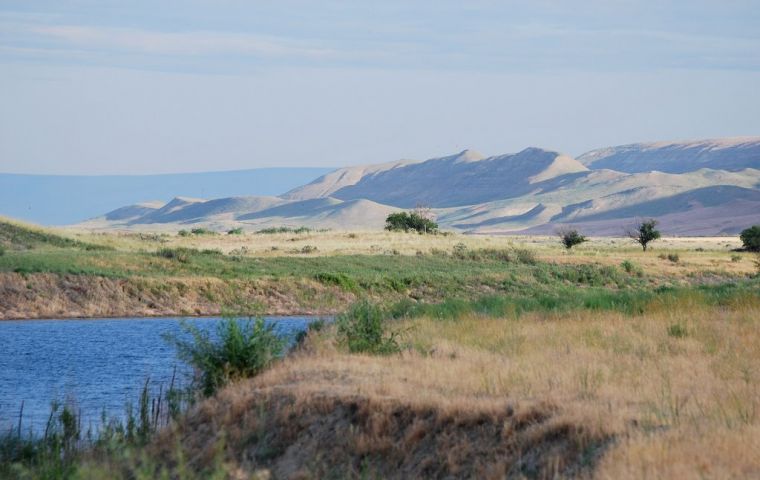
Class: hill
306,148,589,207
577,137,760,173
78,137,760,235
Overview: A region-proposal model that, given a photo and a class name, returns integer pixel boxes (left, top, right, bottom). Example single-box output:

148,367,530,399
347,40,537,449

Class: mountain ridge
78,137,760,235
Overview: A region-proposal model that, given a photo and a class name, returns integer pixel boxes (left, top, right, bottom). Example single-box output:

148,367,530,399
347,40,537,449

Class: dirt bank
0,273,354,320
153,388,609,479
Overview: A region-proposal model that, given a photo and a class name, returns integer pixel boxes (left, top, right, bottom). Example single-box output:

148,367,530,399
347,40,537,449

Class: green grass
0,246,642,294
0,220,110,252
387,280,760,320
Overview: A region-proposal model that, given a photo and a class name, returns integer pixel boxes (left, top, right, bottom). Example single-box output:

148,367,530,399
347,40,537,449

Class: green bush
385,212,438,234
0,245,5,256
227,227,243,235
620,259,644,277
177,229,190,237
556,227,588,250
155,247,194,263
336,300,401,355
165,316,285,396
314,272,358,291
659,253,680,263
190,227,215,235
740,225,760,252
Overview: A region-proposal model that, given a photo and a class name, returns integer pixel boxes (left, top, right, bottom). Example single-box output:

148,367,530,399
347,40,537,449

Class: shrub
314,272,358,291
336,300,401,355
514,248,537,265
177,229,190,237
256,226,311,235
626,219,661,251
621,259,644,277
190,227,215,235
227,227,243,235
667,323,688,338
452,242,468,258
155,247,197,263
0,245,5,256
556,227,588,250
300,245,318,254
165,315,285,397
385,212,438,234
740,225,760,252
659,253,680,263
731,254,742,262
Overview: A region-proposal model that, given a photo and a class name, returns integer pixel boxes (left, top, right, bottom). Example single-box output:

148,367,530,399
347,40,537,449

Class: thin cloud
23,24,337,59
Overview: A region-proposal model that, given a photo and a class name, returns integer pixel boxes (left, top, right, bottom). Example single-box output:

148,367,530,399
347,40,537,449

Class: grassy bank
5,283,756,478
2,219,757,319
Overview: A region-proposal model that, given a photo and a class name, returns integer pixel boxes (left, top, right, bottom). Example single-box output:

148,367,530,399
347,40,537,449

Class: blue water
0,316,316,433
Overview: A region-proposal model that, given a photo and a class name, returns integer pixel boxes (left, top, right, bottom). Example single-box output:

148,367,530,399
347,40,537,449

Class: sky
1,0,759,175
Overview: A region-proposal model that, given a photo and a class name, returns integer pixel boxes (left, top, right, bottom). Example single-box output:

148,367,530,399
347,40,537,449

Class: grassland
2,217,760,478
1,218,756,319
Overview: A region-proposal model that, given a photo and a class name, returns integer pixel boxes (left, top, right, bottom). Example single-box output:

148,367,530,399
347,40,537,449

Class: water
0,316,317,434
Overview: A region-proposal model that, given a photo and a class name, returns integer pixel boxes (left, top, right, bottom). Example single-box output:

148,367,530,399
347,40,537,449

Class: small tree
740,225,760,252
385,211,438,234
627,219,661,251
556,227,587,250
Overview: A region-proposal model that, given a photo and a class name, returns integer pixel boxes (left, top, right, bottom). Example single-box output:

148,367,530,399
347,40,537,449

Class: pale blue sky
1,1,759,174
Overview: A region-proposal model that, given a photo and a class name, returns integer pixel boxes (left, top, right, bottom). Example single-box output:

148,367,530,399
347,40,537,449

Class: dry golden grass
158,296,760,478
66,228,755,279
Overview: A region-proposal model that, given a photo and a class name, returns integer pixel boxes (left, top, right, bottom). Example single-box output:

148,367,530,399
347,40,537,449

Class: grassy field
2,217,760,478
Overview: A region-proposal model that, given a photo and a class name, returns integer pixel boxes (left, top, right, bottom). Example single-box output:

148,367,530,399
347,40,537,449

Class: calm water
0,316,317,433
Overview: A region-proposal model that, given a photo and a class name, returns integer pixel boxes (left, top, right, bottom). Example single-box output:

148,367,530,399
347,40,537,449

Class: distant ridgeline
9,137,760,235
0,168,334,225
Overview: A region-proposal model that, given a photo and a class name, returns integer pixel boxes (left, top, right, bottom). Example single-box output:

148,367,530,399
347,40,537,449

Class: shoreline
0,312,333,322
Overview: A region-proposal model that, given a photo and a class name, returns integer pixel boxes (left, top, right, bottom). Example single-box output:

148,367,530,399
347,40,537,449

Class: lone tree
385,211,438,234
740,225,760,252
627,219,661,251
556,227,587,250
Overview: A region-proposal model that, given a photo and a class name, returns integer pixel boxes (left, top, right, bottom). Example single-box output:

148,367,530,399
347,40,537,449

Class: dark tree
740,225,760,252
556,227,587,250
626,219,661,251
385,212,438,234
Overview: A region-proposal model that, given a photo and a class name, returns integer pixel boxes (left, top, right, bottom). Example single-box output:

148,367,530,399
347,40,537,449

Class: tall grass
0,378,188,479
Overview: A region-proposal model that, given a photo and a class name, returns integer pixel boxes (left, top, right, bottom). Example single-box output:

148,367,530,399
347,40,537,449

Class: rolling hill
578,137,760,173
77,137,760,235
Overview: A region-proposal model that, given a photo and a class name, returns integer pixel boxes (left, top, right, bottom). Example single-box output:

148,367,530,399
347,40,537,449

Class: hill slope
329,148,589,207
578,137,760,173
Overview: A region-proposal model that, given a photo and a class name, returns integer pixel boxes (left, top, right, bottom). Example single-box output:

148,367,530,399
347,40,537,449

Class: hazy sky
1,0,759,174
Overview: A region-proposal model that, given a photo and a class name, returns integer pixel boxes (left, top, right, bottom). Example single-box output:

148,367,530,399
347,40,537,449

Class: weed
667,323,688,338
336,300,401,354
164,312,285,396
